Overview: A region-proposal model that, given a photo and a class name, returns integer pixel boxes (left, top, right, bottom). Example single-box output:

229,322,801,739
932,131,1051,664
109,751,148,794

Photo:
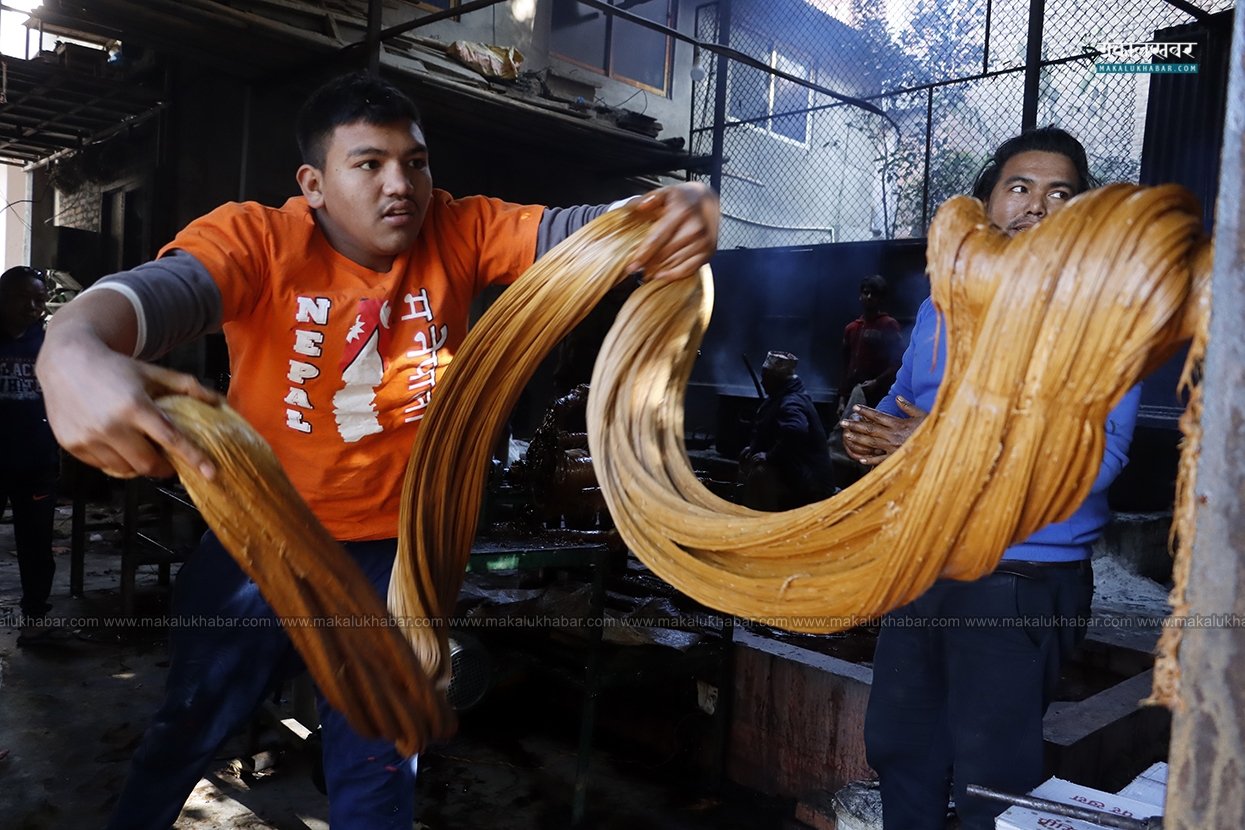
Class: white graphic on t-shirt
0,357,41,400
285,296,333,434
293,329,324,357
404,323,447,423
333,298,391,443
401,288,434,322
295,296,331,326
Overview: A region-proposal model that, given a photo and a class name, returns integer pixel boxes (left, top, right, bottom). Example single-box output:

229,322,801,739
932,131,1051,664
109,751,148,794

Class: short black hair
296,72,424,169
971,126,1095,202
860,274,888,297
0,266,45,297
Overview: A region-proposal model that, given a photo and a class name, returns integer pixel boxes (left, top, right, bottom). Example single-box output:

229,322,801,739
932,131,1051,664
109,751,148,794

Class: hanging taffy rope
154,395,455,758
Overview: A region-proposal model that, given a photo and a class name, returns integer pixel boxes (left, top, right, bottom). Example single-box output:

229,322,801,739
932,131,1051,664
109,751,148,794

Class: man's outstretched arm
36,288,220,481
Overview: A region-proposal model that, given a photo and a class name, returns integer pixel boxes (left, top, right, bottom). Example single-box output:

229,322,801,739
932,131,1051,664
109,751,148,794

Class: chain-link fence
690,0,1234,248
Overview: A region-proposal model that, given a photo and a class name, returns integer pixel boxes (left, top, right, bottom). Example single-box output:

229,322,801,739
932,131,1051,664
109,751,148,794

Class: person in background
841,127,1141,830
0,266,65,646
739,350,836,511
838,274,903,412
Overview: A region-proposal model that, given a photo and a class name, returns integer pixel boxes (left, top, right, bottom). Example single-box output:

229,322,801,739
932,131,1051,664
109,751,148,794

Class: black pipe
966,784,1163,830
366,0,384,74
709,0,732,194
741,353,764,399
1021,0,1045,130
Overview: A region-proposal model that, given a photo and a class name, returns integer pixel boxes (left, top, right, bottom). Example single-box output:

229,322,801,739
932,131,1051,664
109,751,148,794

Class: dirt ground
0,505,799,830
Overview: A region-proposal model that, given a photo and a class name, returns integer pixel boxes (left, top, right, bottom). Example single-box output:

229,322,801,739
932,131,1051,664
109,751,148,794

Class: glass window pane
728,28,771,124
770,53,810,142
610,0,671,92
551,0,607,71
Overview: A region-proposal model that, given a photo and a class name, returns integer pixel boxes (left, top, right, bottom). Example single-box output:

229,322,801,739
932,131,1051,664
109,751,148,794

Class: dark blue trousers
1,465,59,619
864,560,1093,830
106,532,418,830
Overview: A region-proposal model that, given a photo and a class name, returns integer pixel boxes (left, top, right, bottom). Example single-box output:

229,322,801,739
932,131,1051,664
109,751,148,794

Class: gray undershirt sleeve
84,250,224,362
536,198,635,259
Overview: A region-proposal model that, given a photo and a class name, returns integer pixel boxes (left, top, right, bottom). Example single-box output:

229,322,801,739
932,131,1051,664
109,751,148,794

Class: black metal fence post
709,0,732,194
1021,0,1045,130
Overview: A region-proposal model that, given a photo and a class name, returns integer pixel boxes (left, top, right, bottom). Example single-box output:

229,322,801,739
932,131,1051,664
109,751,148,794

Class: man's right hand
36,291,221,481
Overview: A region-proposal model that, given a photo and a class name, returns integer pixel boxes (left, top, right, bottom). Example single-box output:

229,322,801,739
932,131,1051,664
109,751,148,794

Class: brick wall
53,182,102,232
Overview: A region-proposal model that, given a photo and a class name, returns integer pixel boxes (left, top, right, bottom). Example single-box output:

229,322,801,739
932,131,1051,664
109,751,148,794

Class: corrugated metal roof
0,50,165,165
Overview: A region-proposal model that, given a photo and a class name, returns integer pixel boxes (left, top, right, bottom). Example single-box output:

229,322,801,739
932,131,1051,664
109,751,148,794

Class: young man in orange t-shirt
36,72,719,829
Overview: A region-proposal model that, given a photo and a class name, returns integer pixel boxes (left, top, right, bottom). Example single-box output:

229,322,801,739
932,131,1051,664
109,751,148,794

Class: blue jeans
106,532,418,830
863,560,1093,830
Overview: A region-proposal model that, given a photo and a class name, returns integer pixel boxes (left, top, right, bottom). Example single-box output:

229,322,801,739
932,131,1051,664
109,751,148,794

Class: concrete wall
716,0,878,248
727,621,1170,801
1,164,29,268
728,630,874,797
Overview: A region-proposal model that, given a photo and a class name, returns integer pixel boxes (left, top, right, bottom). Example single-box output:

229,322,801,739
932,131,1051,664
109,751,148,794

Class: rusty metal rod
966,784,1163,830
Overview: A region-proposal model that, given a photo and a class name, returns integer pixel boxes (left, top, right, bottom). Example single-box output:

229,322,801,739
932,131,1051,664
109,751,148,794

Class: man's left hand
626,182,720,282
840,397,928,466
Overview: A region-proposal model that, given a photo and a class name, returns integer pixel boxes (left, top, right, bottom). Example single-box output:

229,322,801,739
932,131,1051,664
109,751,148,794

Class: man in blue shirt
840,127,1141,830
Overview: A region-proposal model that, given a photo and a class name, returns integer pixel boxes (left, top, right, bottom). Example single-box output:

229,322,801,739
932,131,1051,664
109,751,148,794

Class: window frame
549,0,677,96
727,28,815,146
410,0,460,14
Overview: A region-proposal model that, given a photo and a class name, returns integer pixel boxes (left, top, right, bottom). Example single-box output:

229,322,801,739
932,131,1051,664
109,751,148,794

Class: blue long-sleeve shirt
878,298,1141,562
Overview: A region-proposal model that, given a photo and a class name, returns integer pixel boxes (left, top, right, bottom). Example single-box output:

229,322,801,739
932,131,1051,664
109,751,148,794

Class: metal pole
366,0,383,75
1158,0,1212,23
70,476,84,598
238,84,251,202
707,617,735,792
982,0,993,76
1164,7,1245,829
921,87,933,232
709,0,732,194
965,785,1161,830
1021,0,1045,130
571,549,611,826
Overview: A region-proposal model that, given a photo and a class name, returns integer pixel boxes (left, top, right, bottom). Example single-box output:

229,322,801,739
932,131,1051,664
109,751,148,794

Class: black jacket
745,376,835,506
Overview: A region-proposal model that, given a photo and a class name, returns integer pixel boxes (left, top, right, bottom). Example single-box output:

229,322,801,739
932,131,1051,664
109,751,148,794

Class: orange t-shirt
161,191,541,541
